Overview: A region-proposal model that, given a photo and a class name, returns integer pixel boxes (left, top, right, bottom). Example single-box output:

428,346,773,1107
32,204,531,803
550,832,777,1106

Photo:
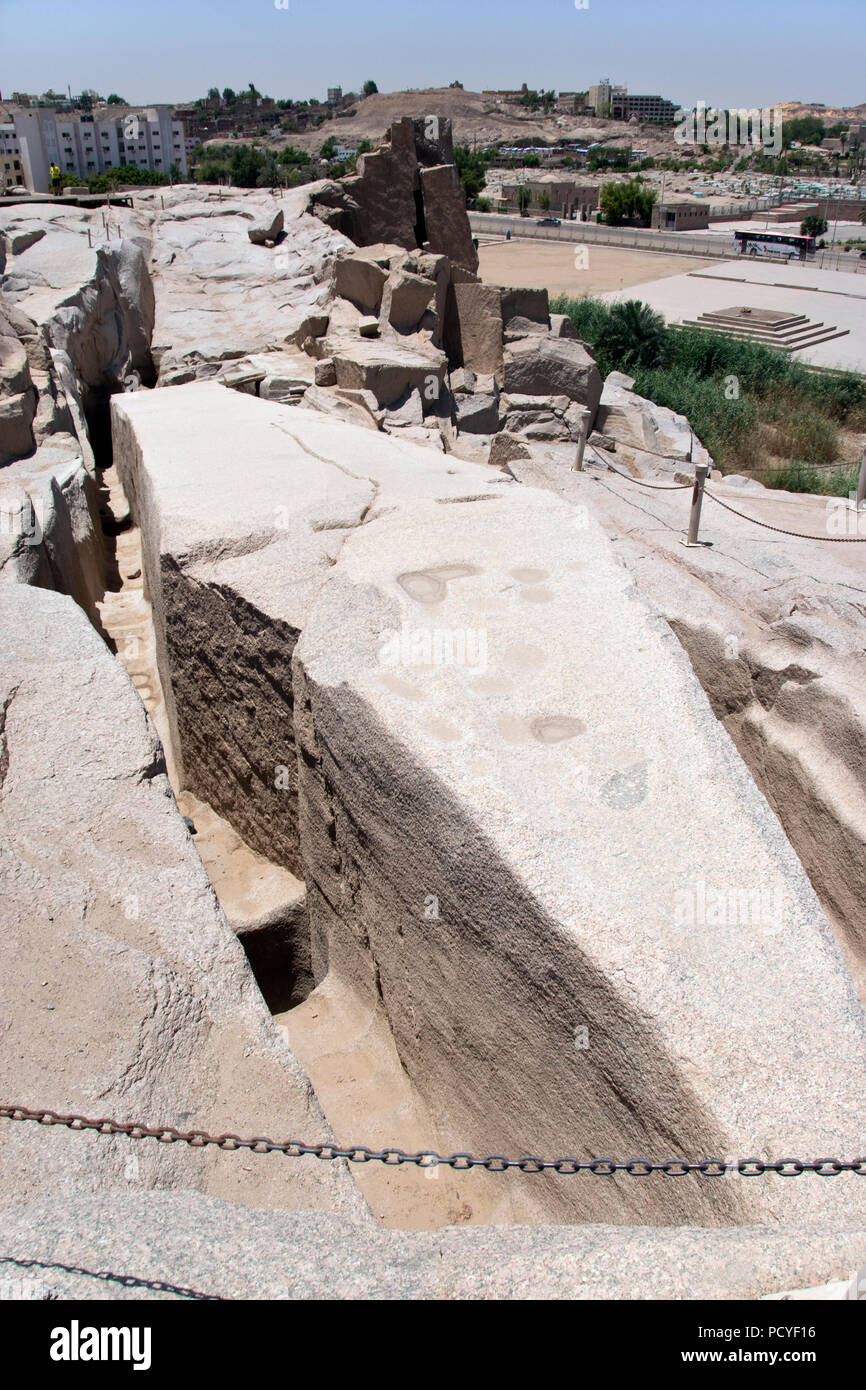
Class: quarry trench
92,438,516,1232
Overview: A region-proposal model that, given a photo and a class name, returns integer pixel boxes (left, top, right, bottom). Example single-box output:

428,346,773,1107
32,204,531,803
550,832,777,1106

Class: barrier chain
596,448,866,543
3,1105,865,1177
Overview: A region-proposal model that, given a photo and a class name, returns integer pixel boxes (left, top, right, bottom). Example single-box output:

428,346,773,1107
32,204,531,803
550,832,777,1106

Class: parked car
536,216,561,226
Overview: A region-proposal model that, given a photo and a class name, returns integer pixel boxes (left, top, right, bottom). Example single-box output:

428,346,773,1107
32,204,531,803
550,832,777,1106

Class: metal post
572,413,588,472
846,448,866,510
87,227,92,247
681,464,710,547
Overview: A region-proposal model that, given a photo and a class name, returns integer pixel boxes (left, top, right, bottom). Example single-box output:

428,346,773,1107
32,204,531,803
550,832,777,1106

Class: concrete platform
603,261,866,371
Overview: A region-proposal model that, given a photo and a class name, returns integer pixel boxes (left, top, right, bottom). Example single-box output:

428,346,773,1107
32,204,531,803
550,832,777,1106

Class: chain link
704,487,866,541
595,454,866,542
594,454,694,491
4,1104,866,1177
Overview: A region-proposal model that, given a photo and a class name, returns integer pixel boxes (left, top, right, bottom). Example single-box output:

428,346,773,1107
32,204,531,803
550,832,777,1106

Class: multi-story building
10,105,189,191
327,86,343,106
587,80,678,123
555,92,589,115
0,123,25,189
588,79,625,116
617,93,679,123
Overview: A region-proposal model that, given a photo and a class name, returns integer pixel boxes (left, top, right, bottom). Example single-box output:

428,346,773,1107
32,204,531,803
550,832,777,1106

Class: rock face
503,337,603,427
109,380,866,1233
0,438,104,623
0,583,364,1220
110,382,510,880
0,308,36,459
386,271,436,333
309,118,479,273
0,207,155,468
447,283,505,376
292,485,866,1230
419,164,478,275
332,253,389,315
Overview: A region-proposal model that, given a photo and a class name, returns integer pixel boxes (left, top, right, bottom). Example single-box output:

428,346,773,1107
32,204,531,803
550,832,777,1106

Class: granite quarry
2,116,866,1300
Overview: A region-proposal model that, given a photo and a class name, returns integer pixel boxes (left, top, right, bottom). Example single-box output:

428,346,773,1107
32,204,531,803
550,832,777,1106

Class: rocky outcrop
0,582,364,1220
502,336,603,428
148,187,350,383
0,306,36,460
309,118,479,274
292,484,866,1230
0,436,104,623
110,381,866,1233
594,371,713,476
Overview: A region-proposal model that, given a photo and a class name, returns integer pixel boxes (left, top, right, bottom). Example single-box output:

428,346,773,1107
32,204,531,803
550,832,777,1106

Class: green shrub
549,293,860,476
765,464,859,496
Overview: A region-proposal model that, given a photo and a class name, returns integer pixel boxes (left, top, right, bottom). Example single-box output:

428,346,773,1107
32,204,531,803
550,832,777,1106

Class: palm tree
596,300,669,371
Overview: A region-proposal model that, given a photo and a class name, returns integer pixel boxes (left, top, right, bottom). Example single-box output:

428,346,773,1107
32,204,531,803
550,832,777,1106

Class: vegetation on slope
550,294,866,487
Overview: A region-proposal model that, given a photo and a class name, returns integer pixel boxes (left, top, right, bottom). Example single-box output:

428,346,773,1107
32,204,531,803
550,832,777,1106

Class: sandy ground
478,240,709,296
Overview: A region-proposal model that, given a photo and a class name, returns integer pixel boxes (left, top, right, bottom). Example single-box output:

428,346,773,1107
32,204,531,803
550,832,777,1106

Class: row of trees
190,134,374,188
193,80,378,110
59,163,176,193
781,115,849,149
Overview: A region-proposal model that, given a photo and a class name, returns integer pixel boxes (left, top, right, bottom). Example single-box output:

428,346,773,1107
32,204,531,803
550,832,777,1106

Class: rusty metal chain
3,1104,865,1177
595,454,694,490
596,455,866,541
704,487,866,541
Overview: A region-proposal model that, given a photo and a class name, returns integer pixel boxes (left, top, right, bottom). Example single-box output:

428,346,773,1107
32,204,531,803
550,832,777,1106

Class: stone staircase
679,305,850,353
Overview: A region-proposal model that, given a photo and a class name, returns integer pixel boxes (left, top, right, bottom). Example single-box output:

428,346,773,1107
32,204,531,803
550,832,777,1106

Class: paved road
469,211,864,275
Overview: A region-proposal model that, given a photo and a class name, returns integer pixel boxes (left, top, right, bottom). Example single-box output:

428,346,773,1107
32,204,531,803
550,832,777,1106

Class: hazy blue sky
1,0,863,110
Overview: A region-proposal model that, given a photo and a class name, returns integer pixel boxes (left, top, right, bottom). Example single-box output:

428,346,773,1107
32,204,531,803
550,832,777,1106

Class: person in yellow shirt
50,163,62,193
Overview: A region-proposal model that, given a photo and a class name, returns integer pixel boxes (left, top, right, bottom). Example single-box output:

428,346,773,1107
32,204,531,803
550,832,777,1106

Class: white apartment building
0,123,25,189
10,106,189,191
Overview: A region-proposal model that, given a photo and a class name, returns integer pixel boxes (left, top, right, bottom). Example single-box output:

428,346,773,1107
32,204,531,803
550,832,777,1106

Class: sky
0,0,863,111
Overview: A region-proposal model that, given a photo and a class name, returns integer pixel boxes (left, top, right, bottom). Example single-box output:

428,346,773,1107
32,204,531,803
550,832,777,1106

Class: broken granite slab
248,207,284,246
596,370,713,471
292,486,866,1230
110,382,513,879
0,583,364,1221
502,336,603,427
